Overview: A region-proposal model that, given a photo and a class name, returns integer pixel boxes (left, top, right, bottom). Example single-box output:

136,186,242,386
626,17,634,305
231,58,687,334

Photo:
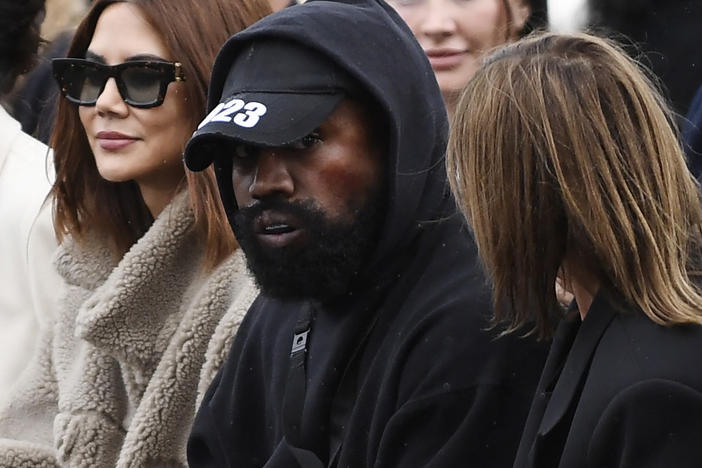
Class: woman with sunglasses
448,32,702,467
0,0,270,466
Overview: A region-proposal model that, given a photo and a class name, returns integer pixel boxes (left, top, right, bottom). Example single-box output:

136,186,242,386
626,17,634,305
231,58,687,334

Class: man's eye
288,132,322,150
234,145,256,160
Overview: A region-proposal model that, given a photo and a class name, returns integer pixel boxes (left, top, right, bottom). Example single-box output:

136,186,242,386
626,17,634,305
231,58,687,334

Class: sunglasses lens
79,69,105,103
121,66,163,105
57,63,104,104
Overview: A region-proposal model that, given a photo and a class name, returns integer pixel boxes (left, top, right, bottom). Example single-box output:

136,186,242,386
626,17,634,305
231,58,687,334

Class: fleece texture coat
187,1,549,466
0,191,258,467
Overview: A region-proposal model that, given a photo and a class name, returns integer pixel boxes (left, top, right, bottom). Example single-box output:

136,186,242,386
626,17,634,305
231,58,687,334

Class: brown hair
447,32,702,337
51,0,270,268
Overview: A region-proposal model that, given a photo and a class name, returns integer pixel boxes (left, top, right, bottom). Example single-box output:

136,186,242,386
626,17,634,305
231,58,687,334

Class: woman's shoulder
611,309,702,352
565,308,702,466
595,309,702,390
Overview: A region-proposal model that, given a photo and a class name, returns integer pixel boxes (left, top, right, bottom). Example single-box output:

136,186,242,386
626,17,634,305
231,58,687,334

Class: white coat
0,106,60,405
0,191,258,467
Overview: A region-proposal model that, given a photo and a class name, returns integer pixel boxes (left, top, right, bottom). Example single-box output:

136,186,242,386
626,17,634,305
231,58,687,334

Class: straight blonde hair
447,32,702,337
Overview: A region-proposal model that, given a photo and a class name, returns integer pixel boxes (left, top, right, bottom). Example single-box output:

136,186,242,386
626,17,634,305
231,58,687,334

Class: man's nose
248,149,294,199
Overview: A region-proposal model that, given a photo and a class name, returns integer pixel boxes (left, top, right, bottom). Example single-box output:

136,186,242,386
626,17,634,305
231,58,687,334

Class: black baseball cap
184,39,361,172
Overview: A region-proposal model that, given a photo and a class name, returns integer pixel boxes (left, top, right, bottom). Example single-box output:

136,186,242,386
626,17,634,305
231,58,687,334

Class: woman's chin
95,167,135,184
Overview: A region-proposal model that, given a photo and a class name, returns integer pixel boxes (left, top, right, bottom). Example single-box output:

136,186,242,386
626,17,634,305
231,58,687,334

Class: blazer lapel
539,294,616,435
513,308,580,468
515,294,618,468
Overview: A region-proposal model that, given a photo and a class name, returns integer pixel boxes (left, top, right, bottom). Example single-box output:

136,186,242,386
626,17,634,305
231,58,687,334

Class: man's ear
508,0,531,38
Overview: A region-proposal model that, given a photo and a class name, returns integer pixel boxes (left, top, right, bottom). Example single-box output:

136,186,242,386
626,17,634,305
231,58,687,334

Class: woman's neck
572,279,599,321
138,181,182,218
561,255,602,320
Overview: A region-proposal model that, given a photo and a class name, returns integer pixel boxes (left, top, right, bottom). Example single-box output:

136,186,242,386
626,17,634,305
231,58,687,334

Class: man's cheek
232,174,250,206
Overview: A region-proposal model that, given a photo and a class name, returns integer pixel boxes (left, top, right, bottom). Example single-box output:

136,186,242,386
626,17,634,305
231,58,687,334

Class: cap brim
185,91,343,171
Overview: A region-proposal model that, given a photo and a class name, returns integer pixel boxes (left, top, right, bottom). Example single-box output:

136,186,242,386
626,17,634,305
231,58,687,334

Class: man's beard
231,194,384,302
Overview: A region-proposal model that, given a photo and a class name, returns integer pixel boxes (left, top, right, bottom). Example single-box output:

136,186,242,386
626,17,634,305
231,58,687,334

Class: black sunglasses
52,58,186,109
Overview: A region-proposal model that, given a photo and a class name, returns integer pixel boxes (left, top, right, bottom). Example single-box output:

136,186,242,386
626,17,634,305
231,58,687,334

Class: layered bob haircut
448,32,702,337
50,0,270,268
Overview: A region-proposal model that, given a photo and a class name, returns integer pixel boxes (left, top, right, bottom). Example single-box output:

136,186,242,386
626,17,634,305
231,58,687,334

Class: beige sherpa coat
0,191,258,467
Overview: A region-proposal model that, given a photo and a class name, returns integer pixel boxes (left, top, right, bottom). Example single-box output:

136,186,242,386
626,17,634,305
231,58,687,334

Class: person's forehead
232,97,371,147
325,98,375,129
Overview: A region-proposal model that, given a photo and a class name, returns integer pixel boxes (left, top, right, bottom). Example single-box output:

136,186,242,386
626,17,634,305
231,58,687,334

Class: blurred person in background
448,32,702,468
389,0,580,307
387,0,547,117
0,0,62,407
684,84,702,180
586,0,702,116
0,0,270,465
40,0,90,41
9,0,91,143
583,0,702,189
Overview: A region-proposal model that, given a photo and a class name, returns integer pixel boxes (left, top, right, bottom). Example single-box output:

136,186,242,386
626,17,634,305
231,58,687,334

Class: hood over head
184,0,450,276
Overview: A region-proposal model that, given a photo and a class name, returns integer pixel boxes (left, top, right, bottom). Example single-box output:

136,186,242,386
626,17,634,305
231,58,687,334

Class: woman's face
79,2,190,208
389,0,529,105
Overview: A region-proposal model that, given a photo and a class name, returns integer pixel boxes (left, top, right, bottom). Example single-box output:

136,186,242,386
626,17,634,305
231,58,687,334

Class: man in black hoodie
184,0,547,466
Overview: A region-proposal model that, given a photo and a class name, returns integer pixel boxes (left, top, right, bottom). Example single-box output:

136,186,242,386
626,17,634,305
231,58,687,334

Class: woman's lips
254,211,306,248
425,49,468,71
96,131,139,151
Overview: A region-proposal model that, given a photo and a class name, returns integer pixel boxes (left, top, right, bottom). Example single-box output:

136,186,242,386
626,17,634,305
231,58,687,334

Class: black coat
187,0,548,466
514,292,702,468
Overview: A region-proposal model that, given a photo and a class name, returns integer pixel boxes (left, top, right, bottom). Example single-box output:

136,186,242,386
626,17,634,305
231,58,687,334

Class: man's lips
96,130,139,151
253,210,306,248
261,223,295,235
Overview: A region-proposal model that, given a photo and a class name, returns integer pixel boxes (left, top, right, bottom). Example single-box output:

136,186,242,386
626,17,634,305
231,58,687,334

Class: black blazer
514,292,702,468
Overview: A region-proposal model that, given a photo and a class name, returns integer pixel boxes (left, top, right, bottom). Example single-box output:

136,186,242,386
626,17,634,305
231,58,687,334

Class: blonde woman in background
9,0,91,142
388,0,575,308
387,0,547,117
448,32,702,467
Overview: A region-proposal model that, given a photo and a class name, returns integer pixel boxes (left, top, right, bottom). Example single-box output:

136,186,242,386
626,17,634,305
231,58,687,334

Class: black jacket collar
540,293,617,434
515,291,618,467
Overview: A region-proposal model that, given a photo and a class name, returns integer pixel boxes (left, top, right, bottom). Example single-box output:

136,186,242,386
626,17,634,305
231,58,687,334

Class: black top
188,0,548,466
188,215,548,468
514,292,702,468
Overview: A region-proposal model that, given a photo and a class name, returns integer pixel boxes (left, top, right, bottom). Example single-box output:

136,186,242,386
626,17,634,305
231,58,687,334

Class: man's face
229,98,385,301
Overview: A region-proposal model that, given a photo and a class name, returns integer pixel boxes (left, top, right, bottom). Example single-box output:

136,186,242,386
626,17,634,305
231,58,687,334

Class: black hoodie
188,0,548,466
